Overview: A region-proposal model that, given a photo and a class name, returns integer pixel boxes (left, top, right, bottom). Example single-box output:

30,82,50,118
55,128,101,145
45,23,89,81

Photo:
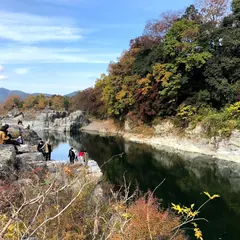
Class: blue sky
0,0,193,95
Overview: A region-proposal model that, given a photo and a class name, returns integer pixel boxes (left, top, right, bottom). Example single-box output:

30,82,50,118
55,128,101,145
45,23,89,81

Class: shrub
174,104,197,128
201,113,225,138
112,191,185,240
225,102,240,119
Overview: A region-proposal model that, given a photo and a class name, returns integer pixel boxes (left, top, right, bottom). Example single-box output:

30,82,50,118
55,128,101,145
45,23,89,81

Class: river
39,130,240,240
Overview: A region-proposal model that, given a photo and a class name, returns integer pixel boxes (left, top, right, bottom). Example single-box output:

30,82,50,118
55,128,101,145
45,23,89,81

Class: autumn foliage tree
2,95,23,112
68,2,240,125
195,0,229,22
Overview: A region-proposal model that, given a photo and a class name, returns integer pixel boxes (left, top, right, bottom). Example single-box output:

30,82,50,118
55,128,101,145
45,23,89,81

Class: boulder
16,152,45,170
0,145,16,180
18,144,34,153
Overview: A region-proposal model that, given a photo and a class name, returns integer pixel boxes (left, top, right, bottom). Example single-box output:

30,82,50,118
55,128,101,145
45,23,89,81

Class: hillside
0,88,77,103
0,88,29,103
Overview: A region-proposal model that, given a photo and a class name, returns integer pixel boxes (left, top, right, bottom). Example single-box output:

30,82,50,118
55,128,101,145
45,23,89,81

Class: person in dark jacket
37,140,45,157
37,140,44,151
68,148,75,164
48,142,52,161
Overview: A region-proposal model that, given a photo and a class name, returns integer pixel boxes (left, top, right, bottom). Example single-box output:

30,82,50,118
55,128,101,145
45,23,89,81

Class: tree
108,51,135,77
163,18,212,71
232,0,240,15
22,95,37,110
182,4,202,22
195,0,229,23
144,11,180,40
3,95,23,111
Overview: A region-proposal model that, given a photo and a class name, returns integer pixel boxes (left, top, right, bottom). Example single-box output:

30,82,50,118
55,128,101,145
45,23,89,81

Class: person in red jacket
78,150,84,162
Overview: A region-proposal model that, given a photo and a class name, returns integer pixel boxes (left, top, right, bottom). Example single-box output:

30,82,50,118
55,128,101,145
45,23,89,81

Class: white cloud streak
0,46,119,64
14,68,30,75
0,75,8,80
0,11,83,43
0,65,4,72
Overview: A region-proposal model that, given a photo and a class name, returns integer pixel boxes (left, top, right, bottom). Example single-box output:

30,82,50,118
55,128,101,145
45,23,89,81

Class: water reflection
40,131,240,240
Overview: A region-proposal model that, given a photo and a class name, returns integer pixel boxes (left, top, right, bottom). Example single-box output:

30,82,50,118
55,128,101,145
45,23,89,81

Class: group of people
68,148,89,165
37,139,52,161
0,123,90,165
0,124,24,147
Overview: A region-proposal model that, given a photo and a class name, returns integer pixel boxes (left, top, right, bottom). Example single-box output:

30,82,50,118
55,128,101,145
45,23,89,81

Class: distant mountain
0,88,78,103
0,88,29,103
65,91,78,98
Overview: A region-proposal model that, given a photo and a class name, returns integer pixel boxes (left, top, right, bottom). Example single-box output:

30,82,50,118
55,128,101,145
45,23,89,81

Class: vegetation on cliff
70,0,240,137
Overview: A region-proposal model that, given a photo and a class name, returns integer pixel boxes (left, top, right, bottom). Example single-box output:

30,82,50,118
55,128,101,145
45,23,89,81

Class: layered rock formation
29,110,89,133
0,126,45,180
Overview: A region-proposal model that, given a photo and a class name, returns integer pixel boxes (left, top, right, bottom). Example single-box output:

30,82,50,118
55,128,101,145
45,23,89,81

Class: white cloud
0,75,8,80
0,46,119,64
14,68,30,75
0,65,4,72
0,11,83,43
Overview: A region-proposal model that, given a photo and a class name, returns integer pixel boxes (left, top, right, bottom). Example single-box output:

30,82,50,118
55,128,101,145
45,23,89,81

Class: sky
0,0,193,95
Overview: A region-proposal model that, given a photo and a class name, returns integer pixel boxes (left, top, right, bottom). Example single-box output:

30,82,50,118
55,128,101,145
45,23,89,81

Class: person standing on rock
42,140,52,161
48,141,52,160
68,148,75,164
78,149,84,162
83,150,89,166
37,140,44,155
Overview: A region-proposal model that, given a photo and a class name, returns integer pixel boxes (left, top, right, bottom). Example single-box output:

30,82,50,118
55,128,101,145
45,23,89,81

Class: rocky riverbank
1,109,89,133
0,124,102,181
81,119,240,163
2,109,240,163
0,125,45,180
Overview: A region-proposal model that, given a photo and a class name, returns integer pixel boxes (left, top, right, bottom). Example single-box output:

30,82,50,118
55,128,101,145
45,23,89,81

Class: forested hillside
71,0,240,135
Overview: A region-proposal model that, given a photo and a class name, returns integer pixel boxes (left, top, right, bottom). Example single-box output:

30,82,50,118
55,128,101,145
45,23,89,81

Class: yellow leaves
171,203,184,214
192,223,204,239
152,63,175,87
194,227,203,240
161,71,173,86
171,203,199,218
2,220,26,240
137,74,152,95
203,192,220,200
172,193,220,240
121,212,132,220
116,90,127,100
7,224,14,231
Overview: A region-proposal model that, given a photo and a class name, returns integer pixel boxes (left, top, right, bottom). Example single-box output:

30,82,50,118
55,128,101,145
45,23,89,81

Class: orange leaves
64,166,72,176
2,95,23,111
116,191,185,240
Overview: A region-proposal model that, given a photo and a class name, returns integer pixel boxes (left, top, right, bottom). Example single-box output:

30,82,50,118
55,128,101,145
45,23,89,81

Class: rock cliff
0,126,45,180
29,110,89,133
